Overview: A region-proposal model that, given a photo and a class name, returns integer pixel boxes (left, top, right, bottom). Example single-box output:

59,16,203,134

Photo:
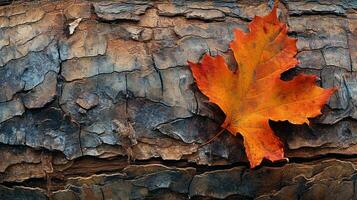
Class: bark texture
0,0,356,199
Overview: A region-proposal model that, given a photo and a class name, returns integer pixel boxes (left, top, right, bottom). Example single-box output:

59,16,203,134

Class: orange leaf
188,4,336,168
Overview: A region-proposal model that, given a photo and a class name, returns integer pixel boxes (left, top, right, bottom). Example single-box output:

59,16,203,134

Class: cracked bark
0,0,356,199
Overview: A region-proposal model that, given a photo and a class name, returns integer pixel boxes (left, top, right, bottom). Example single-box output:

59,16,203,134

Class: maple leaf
188,4,336,168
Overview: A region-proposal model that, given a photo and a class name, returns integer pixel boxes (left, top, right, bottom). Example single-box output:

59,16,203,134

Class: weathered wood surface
0,0,356,199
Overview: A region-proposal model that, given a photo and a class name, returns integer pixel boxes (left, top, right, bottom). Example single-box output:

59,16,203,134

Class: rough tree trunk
0,0,356,199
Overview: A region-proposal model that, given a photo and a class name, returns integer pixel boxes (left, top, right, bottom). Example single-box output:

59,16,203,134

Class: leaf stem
198,127,226,148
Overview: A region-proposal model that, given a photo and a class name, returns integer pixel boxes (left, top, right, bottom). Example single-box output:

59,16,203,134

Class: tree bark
0,0,356,199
